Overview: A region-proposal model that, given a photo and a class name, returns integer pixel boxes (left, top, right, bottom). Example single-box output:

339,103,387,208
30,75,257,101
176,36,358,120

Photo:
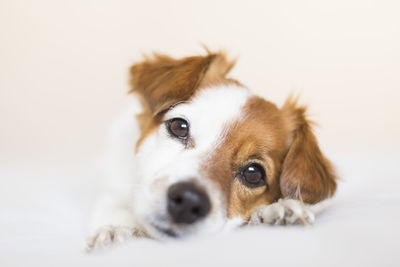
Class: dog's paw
249,199,315,226
85,225,136,252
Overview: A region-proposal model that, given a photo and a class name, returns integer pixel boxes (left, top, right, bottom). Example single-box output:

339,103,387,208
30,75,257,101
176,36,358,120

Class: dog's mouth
149,216,200,239
148,214,180,238
151,223,177,238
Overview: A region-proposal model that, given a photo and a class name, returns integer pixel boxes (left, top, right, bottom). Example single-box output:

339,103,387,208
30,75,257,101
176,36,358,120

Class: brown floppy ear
280,98,337,204
129,52,235,115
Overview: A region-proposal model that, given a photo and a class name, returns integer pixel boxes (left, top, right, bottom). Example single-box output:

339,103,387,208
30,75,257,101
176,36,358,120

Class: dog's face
129,53,336,238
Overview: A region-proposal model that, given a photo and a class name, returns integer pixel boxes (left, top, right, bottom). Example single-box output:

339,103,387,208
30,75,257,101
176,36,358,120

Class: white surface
1,151,399,266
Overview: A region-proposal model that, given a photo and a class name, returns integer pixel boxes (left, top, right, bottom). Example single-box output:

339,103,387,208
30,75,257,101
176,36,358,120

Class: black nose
167,182,211,224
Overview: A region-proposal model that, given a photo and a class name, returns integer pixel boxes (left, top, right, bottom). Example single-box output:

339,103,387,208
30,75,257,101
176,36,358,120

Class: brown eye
241,163,266,187
167,118,189,139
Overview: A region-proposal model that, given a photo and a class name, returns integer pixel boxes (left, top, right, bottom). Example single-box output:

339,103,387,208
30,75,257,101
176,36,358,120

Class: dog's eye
240,163,266,187
167,118,189,139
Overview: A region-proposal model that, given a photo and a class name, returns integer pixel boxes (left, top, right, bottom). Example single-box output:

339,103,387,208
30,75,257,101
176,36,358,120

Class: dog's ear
279,98,337,204
129,52,235,115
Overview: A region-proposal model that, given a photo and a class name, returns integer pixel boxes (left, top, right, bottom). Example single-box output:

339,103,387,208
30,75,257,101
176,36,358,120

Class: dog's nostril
171,195,183,205
167,182,211,225
191,206,200,215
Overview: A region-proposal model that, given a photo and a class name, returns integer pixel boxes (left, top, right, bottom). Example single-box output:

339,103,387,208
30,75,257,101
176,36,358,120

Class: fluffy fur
86,51,337,251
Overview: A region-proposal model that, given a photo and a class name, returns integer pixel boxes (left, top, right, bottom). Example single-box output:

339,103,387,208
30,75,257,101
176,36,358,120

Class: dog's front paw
249,199,315,226
86,225,136,251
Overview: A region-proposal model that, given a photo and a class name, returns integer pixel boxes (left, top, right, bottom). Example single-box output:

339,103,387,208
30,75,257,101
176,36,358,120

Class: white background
1,0,399,266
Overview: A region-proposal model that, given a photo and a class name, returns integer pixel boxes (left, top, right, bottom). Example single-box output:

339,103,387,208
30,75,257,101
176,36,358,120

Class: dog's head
129,52,336,238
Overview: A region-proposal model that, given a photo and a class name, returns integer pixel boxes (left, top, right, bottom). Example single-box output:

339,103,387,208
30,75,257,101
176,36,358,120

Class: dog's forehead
164,85,251,148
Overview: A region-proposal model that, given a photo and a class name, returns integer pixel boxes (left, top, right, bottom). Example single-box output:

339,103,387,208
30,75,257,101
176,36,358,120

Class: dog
86,51,337,250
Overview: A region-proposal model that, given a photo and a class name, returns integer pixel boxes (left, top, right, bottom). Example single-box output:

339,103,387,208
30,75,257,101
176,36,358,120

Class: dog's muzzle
167,182,211,224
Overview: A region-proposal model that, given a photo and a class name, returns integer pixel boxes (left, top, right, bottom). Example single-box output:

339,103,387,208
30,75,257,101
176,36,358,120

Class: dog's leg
249,199,317,226
85,193,146,251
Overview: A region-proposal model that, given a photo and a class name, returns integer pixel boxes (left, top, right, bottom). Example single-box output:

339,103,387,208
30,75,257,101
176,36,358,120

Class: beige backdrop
1,0,399,164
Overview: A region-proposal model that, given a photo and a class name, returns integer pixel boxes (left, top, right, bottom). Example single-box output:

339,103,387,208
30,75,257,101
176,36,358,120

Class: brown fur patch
129,51,237,150
129,51,236,115
280,97,337,203
202,96,337,220
202,96,288,220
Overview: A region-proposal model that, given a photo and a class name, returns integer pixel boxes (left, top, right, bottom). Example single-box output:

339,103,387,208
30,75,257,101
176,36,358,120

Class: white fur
87,85,251,250
249,199,315,226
